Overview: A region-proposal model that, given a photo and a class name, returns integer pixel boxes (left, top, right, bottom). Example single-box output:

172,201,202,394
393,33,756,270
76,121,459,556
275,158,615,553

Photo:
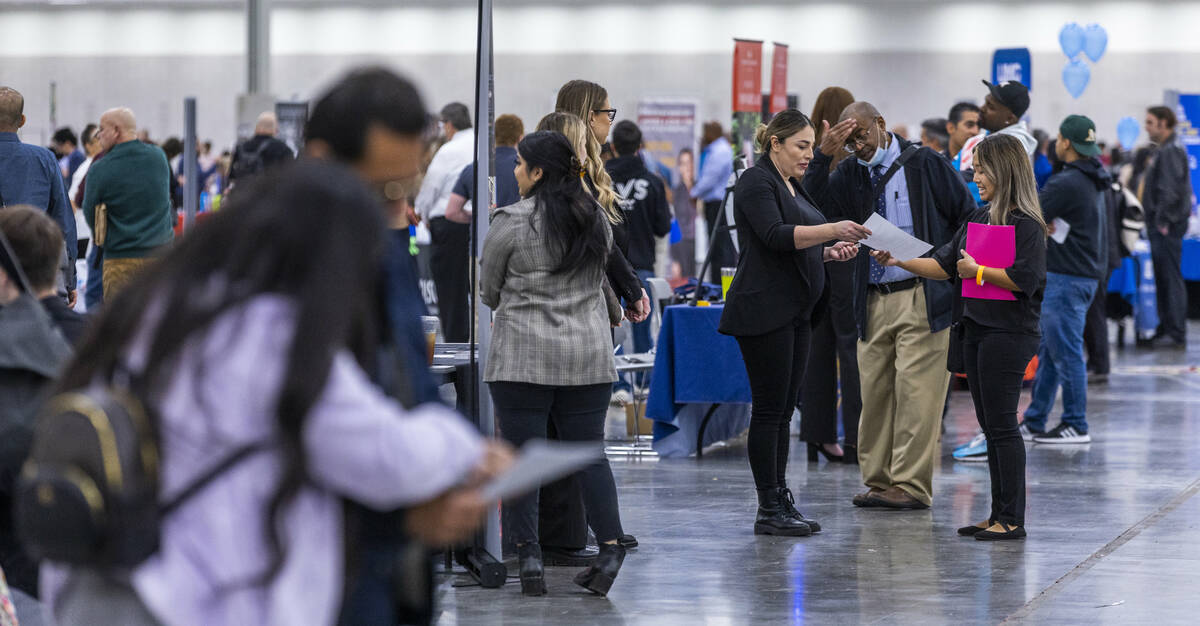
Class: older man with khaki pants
803,101,975,509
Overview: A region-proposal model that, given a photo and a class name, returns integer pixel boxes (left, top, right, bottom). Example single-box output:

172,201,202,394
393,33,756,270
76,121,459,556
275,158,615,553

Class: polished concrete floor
440,324,1200,625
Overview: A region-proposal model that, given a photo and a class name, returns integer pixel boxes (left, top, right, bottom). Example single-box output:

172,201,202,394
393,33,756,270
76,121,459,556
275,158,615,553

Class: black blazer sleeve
736,168,797,252
802,149,846,221
606,225,642,303
928,152,977,235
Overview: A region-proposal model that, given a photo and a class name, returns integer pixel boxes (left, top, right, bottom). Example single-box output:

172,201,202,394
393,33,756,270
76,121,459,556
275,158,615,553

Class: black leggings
962,319,1039,526
490,382,624,544
736,319,811,491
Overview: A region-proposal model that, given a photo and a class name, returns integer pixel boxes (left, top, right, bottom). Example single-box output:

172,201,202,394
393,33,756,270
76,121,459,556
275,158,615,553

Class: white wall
2,2,1198,150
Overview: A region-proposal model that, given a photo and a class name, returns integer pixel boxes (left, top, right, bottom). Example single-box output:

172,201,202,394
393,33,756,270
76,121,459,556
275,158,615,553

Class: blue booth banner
992,48,1032,90
1175,94,1200,217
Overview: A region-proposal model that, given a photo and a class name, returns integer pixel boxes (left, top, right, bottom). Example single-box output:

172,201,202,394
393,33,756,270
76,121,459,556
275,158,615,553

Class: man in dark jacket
804,102,975,510
607,120,672,355
228,112,294,188
1142,106,1194,349
1023,115,1108,445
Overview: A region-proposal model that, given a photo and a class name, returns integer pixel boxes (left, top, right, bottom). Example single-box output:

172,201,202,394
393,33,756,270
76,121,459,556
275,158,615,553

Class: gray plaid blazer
480,197,617,386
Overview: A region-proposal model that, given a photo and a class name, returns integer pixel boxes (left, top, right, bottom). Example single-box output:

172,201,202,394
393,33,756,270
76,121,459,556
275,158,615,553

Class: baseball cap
1059,114,1101,157
982,80,1030,119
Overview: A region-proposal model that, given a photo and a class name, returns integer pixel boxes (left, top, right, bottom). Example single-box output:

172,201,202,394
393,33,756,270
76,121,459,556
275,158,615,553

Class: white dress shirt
416,129,476,222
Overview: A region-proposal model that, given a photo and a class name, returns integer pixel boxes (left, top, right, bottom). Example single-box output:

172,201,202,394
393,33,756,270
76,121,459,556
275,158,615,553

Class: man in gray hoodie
976,80,1037,156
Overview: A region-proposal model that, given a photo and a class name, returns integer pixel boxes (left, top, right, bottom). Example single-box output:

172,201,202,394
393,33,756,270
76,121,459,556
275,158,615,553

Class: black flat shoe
617,534,638,549
573,542,626,596
975,522,1026,541
807,442,844,463
518,544,547,596
777,487,821,532
957,519,994,537
753,488,812,536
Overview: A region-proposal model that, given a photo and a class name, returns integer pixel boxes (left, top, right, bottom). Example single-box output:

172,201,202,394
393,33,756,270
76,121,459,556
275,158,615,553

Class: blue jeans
615,269,656,393
84,245,104,311
1023,272,1098,433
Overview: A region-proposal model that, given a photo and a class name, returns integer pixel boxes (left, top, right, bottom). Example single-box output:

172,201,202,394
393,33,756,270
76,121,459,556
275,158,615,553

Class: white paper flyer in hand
859,213,934,261
1050,218,1070,244
480,440,603,502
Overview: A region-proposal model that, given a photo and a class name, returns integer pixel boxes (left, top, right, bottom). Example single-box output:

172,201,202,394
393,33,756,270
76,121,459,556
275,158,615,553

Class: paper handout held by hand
859,213,933,261
963,222,1017,301
480,440,603,502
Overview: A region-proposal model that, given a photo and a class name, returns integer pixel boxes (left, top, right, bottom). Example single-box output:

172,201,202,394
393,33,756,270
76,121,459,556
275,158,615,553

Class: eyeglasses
593,108,618,122
843,118,880,155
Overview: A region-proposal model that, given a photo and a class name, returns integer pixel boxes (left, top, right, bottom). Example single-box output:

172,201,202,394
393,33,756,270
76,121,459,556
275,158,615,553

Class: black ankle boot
754,488,812,536
573,542,626,596
518,544,547,596
776,487,821,533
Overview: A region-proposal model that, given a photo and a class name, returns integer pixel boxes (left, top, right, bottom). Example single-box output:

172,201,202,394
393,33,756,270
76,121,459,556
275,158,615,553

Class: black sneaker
1032,423,1091,444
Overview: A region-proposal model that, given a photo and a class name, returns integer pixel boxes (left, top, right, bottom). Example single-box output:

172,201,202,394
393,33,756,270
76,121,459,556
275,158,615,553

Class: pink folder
962,222,1017,301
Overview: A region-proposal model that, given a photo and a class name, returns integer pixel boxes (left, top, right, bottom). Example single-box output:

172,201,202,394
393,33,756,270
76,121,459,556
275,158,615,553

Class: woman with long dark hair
800,86,862,464
481,131,627,597
40,160,507,623
872,134,1047,540
718,110,868,537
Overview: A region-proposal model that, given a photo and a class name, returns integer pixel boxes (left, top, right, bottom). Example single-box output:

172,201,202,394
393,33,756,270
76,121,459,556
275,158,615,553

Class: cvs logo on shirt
616,178,650,202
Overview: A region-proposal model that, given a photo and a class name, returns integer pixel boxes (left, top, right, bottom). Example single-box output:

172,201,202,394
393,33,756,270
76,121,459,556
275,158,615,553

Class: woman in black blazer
718,109,870,537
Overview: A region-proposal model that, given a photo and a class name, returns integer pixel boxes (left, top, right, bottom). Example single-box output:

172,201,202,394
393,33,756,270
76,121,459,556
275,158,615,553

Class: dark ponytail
518,130,610,274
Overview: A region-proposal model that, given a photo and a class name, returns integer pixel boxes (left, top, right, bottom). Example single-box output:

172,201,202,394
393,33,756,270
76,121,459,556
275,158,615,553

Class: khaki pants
857,283,951,506
101,257,154,301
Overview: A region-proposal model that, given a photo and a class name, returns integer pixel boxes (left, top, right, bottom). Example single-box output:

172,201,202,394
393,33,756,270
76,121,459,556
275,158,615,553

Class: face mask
856,127,888,168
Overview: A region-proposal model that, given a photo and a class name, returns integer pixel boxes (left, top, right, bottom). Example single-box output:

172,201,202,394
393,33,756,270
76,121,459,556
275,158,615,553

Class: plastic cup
421,316,440,365
721,267,736,300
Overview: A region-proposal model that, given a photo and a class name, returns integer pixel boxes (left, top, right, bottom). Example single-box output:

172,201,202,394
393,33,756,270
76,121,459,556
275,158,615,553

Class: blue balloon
1117,116,1141,150
1083,24,1108,63
1062,59,1090,98
1059,22,1085,59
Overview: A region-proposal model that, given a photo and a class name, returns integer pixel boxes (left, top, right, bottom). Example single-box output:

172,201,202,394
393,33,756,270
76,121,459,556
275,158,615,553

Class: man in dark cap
1022,115,1110,445
960,80,1037,172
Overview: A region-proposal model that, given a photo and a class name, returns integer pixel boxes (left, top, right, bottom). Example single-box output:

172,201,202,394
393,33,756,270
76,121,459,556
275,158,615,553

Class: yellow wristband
976,265,987,286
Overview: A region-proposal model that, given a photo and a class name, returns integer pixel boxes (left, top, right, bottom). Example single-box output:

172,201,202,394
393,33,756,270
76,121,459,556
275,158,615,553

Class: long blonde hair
536,111,622,224
554,80,621,221
973,133,1048,233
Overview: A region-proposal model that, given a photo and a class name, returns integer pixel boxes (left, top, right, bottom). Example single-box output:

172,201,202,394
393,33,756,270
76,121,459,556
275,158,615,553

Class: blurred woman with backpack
37,160,510,625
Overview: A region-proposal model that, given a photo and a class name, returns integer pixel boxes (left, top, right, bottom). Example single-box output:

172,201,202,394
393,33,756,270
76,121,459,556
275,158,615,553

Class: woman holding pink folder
871,134,1047,541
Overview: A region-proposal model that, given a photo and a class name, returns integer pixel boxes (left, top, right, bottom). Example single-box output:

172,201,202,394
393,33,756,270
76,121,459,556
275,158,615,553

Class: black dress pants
735,318,811,490
961,319,1039,526
1149,228,1187,343
800,262,861,446
491,382,624,545
428,217,471,343
704,199,737,284
1083,269,1112,374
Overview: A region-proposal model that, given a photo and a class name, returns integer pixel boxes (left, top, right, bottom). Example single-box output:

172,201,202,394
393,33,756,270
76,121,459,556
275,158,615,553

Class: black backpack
14,382,264,567
229,138,273,182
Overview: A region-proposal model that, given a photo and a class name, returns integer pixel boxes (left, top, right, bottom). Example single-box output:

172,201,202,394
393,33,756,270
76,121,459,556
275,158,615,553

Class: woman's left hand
957,249,980,280
824,242,860,262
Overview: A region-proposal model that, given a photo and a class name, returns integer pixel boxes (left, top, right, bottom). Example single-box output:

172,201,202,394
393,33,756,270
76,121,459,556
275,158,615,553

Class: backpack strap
869,144,922,206
161,442,271,515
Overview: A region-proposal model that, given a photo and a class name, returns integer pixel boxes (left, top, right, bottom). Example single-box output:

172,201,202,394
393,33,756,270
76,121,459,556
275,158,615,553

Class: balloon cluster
1059,23,1107,99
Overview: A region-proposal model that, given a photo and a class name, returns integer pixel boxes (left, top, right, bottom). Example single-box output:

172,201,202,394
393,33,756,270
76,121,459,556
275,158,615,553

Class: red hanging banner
769,43,788,114
732,39,763,113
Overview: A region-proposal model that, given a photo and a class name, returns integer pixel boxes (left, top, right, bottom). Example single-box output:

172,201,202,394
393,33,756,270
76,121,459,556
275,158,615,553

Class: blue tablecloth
1183,238,1200,281
1107,249,1159,337
645,304,752,456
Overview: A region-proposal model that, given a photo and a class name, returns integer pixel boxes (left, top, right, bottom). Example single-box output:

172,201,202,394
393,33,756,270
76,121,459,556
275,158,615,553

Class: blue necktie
868,165,888,283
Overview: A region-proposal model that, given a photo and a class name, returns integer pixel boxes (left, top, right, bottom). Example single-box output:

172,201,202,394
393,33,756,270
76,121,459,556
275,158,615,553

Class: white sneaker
1018,423,1044,442
1032,423,1091,444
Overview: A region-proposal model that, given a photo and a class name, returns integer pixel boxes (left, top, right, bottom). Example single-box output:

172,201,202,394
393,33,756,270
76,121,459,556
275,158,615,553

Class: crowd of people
0,59,1195,624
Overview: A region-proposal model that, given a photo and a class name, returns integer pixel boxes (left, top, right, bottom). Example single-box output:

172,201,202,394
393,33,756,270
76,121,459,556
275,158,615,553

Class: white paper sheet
480,440,603,502
859,213,934,261
1050,218,1070,244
